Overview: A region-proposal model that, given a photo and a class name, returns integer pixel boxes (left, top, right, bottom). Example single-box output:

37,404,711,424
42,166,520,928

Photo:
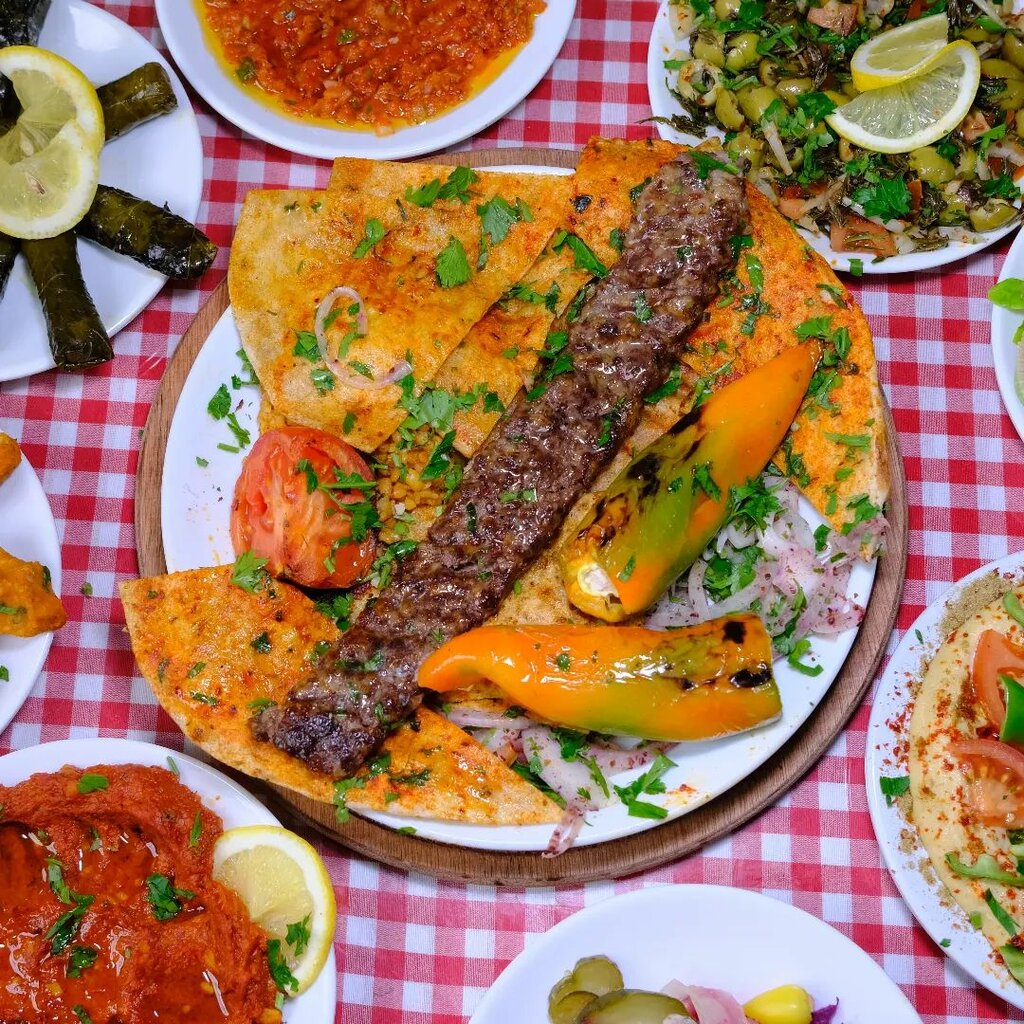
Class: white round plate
154,0,576,160
159,299,876,852
0,449,61,737
0,737,337,1022
865,550,1024,1010
1,0,204,383
469,884,922,1023
646,0,1019,275
990,229,1024,441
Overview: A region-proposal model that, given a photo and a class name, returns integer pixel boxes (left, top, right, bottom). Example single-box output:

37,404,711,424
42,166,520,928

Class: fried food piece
0,433,20,486
0,547,66,637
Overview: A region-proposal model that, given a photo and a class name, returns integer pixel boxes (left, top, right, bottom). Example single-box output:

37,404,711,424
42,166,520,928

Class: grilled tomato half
230,426,376,589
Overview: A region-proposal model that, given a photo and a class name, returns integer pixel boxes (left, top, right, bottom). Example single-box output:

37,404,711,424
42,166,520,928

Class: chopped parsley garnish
231,550,269,592
436,236,472,288
618,555,637,582
286,915,312,957
879,775,910,806
236,57,256,82
691,152,739,180
293,330,319,361
311,368,336,393
499,488,538,503
644,364,683,405
614,753,676,819
609,227,625,252
188,812,203,849
787,637,823,677
552,231,608,278
251,631,272,653
477,195,532,245
851,178,911,222
333,776,368,823
352,218,387,258
186,662,206,679
46,893,94,955
554,652,571,671
629,177,653,204
67,946,98,978
190,692,219,706
77,773,108,794
691,463,721,501
267,939,300,993
146,873,195,921
634,292,653,323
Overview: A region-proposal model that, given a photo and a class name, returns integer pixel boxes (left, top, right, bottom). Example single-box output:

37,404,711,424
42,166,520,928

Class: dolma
97,63,177,141
22,232,113,370
0,0,52,113
0,233,17,302
76,185,217,279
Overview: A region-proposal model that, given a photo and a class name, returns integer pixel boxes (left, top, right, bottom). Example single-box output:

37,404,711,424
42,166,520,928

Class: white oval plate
469,884,922,1023
0,737,336,1021
159,300,876,852
865,550,1024,1010
989,229,1024,441
646,0,1019,275
1,0,205,383
0,449,61,737
154,0,576,160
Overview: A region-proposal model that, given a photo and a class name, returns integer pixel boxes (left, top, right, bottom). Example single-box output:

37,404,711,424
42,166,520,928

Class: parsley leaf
352,218,386,258
436,237,472,288
145,873,195,921
231,550,269,592
851,178,911,222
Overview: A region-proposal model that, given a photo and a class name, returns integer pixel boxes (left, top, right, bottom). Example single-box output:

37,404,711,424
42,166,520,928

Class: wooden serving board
136,147,908,886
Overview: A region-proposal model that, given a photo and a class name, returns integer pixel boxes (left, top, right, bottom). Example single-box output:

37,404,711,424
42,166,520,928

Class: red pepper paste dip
0,764,280,1024
199,0,546,130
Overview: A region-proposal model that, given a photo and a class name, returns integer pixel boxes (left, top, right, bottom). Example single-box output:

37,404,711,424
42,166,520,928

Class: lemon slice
212,825,336,996
850,14,950,90
0,47,104,155
826,40,981,154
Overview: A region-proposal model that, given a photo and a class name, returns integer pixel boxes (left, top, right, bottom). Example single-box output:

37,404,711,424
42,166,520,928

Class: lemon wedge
0,47,104,239
850,14,950,91
212,825,336,997
826,40,981,154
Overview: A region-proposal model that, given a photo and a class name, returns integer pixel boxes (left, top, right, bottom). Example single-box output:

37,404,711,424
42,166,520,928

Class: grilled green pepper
22,232,113,370
419,614,780,742
560,342,819,622
77,185,217,279
0,231,17,301
96,63,177,141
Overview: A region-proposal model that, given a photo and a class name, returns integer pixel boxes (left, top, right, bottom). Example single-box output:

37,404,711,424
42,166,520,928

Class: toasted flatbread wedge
120,567,561,826
231,159,571,453
0,433,20,487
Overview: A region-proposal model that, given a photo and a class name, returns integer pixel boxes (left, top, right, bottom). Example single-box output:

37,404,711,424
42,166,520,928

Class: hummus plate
866,550,1024,1010
0,738,337,1022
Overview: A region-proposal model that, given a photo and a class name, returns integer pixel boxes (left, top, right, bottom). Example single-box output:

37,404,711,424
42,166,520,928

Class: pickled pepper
560,342,819,622
418,614,781,742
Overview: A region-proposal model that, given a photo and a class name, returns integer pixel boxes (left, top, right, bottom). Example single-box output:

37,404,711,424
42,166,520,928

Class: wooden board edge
133,146,908,886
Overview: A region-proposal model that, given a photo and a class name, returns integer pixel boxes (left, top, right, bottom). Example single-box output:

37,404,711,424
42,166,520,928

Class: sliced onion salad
314,286,411,391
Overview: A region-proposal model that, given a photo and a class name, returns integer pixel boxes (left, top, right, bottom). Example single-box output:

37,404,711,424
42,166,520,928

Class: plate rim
989,230,1024,442
0,736,338,1022
864,548,1024,1010
0,451,61,737
135,146,907,883
644,0,1020,276
468,883,923,1023
1,0,206,383
153,0,576,160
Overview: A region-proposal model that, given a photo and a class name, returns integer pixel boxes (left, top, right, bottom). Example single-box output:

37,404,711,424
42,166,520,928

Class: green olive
957,146,977,179
1016,109,1024,135
714,0,741,19
823,89,847,110
738,84,781,121
970,199,1019,231
693,30,726,68
715,88,746,130
997,79,1024,110
758,57,780,87
908,145,956,185
982,57,1024,80
938,198,969,226
775,77,815,107
677,59,722,107
963,25,998,43
729,129,765,171
725,31,761,71
1004,33,1024,71
841,79,861,99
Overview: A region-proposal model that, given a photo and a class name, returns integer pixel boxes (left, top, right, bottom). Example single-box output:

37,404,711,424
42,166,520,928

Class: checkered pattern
2,1,1024,1021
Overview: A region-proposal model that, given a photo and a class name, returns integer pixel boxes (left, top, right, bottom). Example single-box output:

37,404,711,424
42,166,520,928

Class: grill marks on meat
253,152,749,777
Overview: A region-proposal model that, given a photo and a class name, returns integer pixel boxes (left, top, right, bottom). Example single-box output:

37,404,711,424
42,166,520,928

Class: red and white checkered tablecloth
2,1,1024,1021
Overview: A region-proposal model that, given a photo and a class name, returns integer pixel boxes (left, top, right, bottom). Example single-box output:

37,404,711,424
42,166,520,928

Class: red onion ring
314,286,411,391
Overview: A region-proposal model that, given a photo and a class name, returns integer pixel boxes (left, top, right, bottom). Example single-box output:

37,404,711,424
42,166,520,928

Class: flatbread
120,568,560,826
231,159,571,452
909,581,1024,985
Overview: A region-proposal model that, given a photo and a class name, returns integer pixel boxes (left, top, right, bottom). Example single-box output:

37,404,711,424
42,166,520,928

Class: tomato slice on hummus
231,426,377,589
953,737,1024,828
972,629,1024,730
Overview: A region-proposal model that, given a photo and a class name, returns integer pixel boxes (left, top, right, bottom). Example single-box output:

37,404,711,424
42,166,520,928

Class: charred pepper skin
418,615,781,742
253,150,749,779
561,341,820,621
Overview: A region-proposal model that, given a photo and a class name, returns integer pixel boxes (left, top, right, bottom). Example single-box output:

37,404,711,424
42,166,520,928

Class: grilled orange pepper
560,341,819,622
418,614,780,741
